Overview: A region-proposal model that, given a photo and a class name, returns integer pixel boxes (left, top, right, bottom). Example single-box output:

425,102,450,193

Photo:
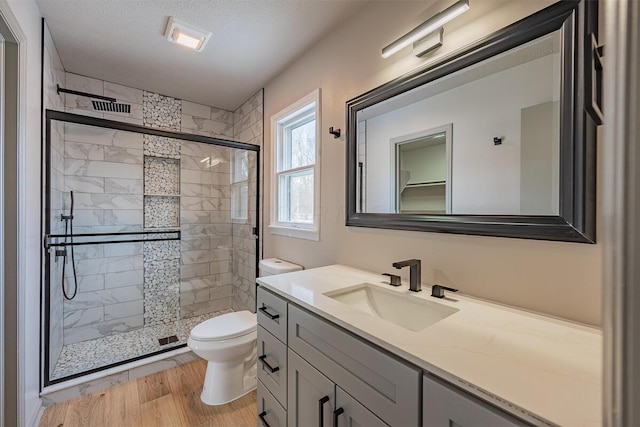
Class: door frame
603,0,640,425
0,5,27,427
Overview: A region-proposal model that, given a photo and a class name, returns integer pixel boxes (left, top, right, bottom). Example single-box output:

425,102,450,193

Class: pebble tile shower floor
51,308,232,380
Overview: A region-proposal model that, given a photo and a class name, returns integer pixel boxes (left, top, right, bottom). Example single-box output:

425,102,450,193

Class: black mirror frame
345,0,599,244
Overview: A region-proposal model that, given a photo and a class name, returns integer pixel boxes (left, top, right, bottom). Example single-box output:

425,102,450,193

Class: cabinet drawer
257,287,288,343
257,326,288,408
423,374,531,427
288,305,421,427
258,380,287,427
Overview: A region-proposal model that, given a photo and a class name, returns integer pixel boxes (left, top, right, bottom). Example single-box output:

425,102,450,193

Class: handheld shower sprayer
61,191,78,300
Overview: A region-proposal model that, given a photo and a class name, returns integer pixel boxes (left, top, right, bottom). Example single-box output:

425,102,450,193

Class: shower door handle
258,354,280,373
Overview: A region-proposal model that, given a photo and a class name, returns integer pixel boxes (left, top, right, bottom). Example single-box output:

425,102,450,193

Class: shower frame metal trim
42,109,261,388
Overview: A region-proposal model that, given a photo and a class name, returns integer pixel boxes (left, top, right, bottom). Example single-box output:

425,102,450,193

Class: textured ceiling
36,0,368,110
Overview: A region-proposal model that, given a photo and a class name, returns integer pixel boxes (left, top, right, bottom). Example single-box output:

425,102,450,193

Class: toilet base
200,360,257,406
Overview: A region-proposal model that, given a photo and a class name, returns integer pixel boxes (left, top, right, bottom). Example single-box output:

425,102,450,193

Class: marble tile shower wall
62,122,145,345
180,142,234,317
44,23,66,375
232,90,263,312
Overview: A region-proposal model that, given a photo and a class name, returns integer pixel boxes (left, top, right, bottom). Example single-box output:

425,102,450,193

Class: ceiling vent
164,17,211,52
92,100,131,113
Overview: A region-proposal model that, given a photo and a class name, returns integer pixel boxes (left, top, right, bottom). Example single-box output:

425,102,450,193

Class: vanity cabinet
257,286,532,427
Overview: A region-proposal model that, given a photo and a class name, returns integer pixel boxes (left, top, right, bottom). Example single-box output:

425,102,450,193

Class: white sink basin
324,283,458,332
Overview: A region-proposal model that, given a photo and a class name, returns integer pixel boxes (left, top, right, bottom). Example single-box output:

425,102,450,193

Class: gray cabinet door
288,350,335,427
423,375,531,427
335,386,389,427
288,305,420,426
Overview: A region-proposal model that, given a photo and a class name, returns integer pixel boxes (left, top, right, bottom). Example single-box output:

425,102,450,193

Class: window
231,150,249,221
270,89,321,240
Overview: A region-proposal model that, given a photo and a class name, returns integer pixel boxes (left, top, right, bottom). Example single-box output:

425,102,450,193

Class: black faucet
392,259,421,292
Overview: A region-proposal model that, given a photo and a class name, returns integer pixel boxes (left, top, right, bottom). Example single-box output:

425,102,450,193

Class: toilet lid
190,311,257,341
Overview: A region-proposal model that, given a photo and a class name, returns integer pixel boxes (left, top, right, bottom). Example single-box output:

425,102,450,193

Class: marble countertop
256,264,602,427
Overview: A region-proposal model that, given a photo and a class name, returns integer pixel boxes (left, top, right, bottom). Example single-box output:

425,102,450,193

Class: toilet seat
190,311,257,341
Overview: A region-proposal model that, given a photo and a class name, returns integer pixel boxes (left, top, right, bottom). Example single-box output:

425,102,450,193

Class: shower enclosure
42,110,259,386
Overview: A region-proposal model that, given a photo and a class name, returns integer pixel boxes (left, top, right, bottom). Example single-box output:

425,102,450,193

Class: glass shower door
43,113,259,385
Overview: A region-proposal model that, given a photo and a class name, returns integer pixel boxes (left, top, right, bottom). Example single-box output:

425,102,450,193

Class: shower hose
61,190,78,300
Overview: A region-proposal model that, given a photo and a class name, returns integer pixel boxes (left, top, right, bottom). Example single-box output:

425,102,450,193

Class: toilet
187,258,302,405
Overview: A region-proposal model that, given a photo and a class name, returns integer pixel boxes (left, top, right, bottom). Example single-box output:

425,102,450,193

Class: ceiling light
382,0,469,58
165,17,211,52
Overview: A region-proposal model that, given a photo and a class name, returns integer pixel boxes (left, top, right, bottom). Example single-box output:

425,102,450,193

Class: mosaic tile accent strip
144,196,179,228
143,258,180,325
144,157,180,195
143,135,181,159
51,309,232,380
143,91,181,130
143,240,180,262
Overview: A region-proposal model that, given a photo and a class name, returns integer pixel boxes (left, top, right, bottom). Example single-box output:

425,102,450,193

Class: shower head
56,84,132,114
91,100,131,113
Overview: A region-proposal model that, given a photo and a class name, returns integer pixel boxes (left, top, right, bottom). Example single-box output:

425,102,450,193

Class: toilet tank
259,258,303,277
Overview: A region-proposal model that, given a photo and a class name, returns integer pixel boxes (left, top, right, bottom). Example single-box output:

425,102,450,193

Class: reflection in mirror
395,125,451,214
357,31,561,216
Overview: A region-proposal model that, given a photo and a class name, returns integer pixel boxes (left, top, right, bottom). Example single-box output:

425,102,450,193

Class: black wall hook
329,127,341,138
493,137,503,145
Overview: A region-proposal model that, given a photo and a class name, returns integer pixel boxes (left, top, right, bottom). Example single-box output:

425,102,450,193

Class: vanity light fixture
165,17,211,52
381,0,469,58
413,27,444,57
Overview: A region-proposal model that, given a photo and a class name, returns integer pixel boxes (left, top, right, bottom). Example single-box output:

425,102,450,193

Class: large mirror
346,0,599,243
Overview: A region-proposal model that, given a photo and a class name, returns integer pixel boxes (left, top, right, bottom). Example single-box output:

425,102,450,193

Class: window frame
270,89,321,241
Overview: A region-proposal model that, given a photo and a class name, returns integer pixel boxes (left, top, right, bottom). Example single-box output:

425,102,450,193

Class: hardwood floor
40,360,258,427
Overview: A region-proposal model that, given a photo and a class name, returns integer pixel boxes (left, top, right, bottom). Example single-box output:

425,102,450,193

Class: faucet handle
382,273,402,286
431,284,458,298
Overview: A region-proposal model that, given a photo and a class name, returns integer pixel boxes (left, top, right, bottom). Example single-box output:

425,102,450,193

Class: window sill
268,224,319,241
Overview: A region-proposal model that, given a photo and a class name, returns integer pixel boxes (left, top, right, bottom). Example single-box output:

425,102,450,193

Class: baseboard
27,403,44,427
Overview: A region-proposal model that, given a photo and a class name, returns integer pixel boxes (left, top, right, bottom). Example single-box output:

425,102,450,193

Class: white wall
0,0,43,424
263,0,602,326
365,53,559,214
